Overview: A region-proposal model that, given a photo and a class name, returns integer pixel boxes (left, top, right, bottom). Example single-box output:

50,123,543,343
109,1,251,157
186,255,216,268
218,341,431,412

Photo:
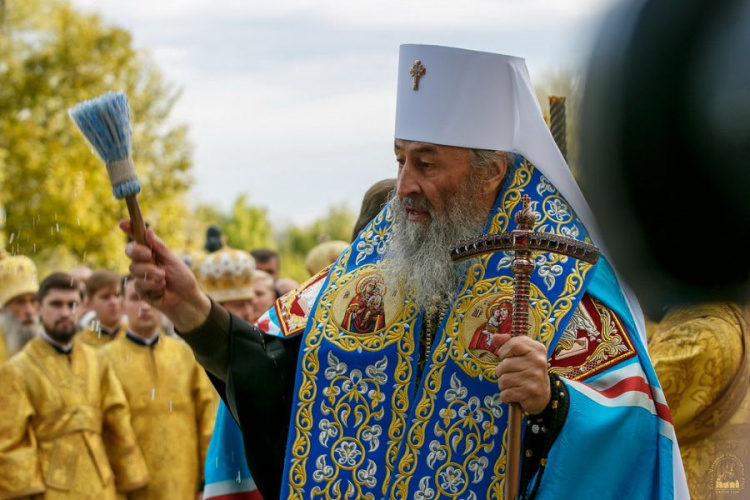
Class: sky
70,0,619,227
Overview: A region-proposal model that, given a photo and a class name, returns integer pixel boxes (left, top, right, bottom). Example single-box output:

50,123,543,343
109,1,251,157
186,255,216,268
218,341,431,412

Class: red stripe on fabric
589,376,674,424
206,491,262,500
655,401,674,424
587,376,672,424
594,376,652,400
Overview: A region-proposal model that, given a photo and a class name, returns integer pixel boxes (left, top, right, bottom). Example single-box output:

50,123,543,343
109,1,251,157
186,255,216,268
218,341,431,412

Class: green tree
222,194,275,252
0,0,192,275
278,203,355,282
184,195,355,283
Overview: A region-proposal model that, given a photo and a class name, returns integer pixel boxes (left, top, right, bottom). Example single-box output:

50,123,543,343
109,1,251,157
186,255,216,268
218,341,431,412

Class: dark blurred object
580,0,750,317
205,225,224,253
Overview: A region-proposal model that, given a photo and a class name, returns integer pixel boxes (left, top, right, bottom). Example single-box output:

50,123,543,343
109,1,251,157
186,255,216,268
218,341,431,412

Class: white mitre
394,44,602,247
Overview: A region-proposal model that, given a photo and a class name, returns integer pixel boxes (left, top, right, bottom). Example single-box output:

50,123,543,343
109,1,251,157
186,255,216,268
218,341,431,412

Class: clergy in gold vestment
0,254,41,364
650,303,750,499
78,270,126,348
100,277,218,499
0,273,149,499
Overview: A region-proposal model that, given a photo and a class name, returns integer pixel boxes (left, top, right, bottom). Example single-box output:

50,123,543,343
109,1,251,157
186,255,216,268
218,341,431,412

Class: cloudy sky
71,0,619,226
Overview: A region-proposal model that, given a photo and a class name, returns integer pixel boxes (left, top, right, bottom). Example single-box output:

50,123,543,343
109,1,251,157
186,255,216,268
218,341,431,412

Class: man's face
222,298,255,323
40,289,80,343
255,258,279,281
4,293,39,326
251,281,275,323
394,140,477,223
123,280,161,337
88,285,123,328
384,140,505,306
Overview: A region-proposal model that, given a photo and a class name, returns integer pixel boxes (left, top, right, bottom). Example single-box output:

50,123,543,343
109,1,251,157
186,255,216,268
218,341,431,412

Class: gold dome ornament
0,254,39,306
194,247,256,303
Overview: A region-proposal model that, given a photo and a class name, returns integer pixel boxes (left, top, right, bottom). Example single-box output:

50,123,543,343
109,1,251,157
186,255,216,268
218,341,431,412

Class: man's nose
397,162,420,199
21,301,37,318
60,305,75,318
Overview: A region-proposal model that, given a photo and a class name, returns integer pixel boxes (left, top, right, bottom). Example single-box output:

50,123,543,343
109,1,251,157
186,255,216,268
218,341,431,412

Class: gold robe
0,327,8,364
650,303,750,499
0,337,149,499
101,334,218,499
79,322,127,349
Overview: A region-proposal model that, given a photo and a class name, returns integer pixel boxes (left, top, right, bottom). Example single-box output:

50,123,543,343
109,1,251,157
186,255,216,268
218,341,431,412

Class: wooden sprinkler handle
125,195,148,246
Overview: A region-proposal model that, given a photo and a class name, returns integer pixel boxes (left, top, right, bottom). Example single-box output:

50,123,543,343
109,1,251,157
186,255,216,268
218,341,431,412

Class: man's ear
483,152,508,195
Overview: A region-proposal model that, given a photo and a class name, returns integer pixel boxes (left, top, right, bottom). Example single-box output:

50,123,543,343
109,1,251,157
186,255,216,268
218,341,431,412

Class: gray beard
1,312,41,356
381,173,489,308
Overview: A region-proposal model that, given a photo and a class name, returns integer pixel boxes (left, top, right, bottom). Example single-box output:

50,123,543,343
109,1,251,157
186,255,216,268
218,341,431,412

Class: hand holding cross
450,194,599,500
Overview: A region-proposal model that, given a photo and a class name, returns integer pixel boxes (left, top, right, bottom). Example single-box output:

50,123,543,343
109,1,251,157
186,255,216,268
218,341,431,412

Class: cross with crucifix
410,60,426,91
450,194,600,500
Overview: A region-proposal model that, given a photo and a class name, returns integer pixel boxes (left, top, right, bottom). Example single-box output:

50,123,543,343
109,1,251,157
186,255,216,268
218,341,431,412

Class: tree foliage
223,194,275,252
0,0,192,276
196,195,355,283
278,203,355,281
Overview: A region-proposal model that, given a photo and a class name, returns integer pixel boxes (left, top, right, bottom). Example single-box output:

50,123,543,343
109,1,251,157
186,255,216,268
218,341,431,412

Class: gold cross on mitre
410,60,426,91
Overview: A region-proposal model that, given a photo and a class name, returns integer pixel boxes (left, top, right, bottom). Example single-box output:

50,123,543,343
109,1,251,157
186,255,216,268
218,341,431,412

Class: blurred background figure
250,249,280,282
70,265,93,320
0,253,40,362
79,270,126,347
648,303,748,499
351,178,396,241
275,277,299,297
250,270,275,323
304,240,349,276
101,277,218,500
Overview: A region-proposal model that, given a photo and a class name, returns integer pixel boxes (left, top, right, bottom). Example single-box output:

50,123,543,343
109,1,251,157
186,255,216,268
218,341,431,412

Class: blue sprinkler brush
69,91,148,247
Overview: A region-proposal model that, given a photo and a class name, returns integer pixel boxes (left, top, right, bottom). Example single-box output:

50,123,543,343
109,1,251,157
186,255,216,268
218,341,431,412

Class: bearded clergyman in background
0,253,42,363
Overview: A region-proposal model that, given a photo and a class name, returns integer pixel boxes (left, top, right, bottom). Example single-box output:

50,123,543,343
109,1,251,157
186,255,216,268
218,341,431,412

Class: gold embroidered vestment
100,335,218,499
0,337,149,499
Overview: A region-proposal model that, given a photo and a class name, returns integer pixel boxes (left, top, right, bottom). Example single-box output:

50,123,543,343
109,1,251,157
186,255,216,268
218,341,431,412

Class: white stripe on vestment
566,379,656,414
204,478,258,497
586,361,646,391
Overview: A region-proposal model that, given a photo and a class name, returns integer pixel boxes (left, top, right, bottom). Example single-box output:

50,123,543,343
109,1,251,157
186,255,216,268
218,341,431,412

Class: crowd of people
0,200,381,499
0,42,746,500
0,235,326,499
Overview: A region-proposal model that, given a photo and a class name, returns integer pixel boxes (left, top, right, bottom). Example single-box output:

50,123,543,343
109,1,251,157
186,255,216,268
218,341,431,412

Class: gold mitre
0,254,39,306
194,246,255,303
